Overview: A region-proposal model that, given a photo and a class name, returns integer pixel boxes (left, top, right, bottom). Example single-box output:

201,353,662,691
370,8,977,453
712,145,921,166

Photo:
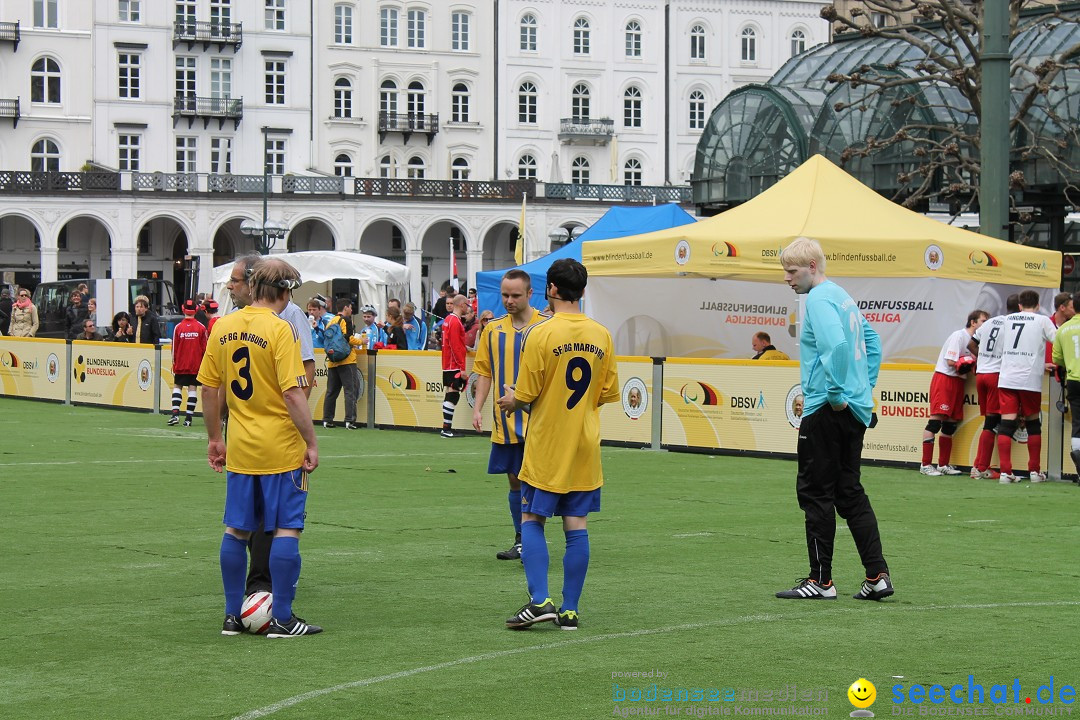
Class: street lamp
239,126,288,254
548,227,570,250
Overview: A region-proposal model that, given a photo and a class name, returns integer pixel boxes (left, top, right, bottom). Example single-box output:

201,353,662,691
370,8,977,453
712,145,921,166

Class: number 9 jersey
513,313,620,494
197,306,309,474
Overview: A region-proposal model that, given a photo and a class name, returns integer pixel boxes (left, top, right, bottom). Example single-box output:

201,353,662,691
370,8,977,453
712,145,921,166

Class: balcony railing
0,98,18,127
132,172,198,192
173,95,243,129
0,171,120,192
378,112,440,144
353,178,535,200
546,183,692,203
0,20,19,50
173,20,243,50
558,117,615,144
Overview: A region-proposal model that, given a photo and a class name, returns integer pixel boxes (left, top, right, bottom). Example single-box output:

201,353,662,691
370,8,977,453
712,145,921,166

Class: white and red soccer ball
241,592,273,634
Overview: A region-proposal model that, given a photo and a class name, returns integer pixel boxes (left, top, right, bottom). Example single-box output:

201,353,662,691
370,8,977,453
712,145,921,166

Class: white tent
212,250,411,317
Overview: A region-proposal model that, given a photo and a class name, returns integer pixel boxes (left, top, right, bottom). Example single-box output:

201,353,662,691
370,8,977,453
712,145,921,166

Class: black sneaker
344,422,359,429
556,609,579,630
775,578,837,599
222,614,243,636
183,418,193,427
496,542,522,560
440,429,454,438
506,599,557,629
322,421,335,429
852,573,894,601
266,614,323,638
167,415,180,426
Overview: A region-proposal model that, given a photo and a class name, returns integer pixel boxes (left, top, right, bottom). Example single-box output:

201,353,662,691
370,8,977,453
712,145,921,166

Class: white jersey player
973,314,1007,375
934,328,971,377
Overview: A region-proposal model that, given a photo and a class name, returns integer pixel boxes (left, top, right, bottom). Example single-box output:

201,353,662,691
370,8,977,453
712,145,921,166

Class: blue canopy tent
477,203,696,316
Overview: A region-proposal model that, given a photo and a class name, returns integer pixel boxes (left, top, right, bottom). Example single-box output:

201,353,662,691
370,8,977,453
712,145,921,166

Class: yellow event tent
581,155,1062,363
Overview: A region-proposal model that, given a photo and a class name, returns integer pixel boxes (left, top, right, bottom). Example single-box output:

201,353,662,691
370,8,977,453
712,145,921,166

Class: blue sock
508,489,522,536
561,529,590,613
520,520,549,604
269,536,301,621
220,533,248,616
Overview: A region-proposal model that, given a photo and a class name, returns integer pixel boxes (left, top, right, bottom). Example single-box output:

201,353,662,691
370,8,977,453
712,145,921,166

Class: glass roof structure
693,9,1080,210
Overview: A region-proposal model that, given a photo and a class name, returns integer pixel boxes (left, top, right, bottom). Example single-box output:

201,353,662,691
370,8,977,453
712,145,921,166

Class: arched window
407,80,425,118
571,83,590,121
334,4,352,44
625,20,642,57
379,154,393,178
451,82,470,123
380,79,398,116
334,77,353,118
623,158,642,186
451,157,470,181
790,29,806,57
518,81,537,124
31,56,61,104
518,153,537,181
623,86,642,128
573,17,590,55
571,156,590,185
334,153,353,177
741,27,757,62
689,90,706,130
520,13,537,51
31,137,60,172
407,155,426,179
690,24,706,61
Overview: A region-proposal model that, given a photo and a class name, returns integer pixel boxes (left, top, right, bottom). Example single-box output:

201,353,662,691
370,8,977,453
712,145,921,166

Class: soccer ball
241,591,273,634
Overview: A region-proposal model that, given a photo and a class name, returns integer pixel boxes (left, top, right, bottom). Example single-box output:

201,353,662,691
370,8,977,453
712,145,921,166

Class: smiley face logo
848,678,876,710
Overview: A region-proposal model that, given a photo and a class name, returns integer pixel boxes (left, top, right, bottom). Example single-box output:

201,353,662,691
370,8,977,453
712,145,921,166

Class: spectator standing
86,298,97,327
132,296,160,344
774,237,892,602
996,290,1057,483
76,318,103,342
168,299,208,427
439,295,469,437
307,295,330,349
204,299,220,333
358,305,385,347
919,310,987,476
0,288,12,335
401,302,427,351
322,298,363,430
106,312,135,342
9,288,39,337
751,331,790,360
66,292,88,340
384,306,408,349
469,310,495,350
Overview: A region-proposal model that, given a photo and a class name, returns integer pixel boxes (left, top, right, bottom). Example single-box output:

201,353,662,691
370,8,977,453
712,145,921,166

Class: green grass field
2,397,1078,719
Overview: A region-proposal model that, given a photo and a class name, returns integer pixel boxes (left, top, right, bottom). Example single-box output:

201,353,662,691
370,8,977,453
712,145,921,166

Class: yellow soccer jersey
473,308,544,445
514,313,619,493
197,306,308,474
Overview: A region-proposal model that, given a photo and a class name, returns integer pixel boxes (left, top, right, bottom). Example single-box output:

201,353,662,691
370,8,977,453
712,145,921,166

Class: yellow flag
515,194,526,265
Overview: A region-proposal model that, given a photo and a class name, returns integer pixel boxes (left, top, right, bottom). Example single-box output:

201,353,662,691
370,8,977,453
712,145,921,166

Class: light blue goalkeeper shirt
800,280,881,426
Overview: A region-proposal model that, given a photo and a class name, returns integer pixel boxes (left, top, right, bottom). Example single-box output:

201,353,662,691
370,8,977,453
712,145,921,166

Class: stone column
405,247,423,310
466,248,484,295
40,247,59,283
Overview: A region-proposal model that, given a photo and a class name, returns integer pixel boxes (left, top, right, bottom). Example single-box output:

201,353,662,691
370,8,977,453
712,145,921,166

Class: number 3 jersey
514,313,620,494
197,306,308,474
998,311,1056,392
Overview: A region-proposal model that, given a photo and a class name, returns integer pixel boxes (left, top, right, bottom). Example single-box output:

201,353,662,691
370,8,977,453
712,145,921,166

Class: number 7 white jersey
998,312,1056,391
973,315,1007,374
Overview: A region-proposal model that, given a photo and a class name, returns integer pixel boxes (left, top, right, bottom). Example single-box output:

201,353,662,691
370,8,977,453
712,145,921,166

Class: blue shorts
488,443,525,475
224,469,309,533
520,481,601,518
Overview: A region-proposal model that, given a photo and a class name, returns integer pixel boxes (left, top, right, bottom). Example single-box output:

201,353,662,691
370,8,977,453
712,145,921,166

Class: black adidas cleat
506,599,557,629
183,418,193,427
266,615,323,638
556,609,579,630
222,614,244,636
852,573,894,601
496,542,522,560
167,414,180,426
775,578,837,599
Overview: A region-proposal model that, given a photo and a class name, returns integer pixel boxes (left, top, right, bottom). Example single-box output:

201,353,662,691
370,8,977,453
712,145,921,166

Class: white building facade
0,0,827,304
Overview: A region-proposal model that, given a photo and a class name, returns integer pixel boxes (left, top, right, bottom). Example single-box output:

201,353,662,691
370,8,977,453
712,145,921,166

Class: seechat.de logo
388,369,419,390
711,241,738,258
968,250,1000,267
680,381,719,406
